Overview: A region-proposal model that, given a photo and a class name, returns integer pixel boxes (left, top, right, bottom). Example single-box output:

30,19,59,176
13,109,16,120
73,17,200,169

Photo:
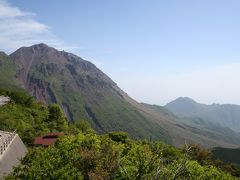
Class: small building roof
43,132,64,138
33,132,64,146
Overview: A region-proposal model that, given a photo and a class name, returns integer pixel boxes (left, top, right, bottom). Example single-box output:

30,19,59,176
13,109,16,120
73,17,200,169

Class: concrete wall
0,96,10,106
0,134,27,178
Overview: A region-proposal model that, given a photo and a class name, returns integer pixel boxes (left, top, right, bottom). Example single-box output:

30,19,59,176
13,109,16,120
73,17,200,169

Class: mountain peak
9,43,117,101
16,43,50,50
31,43,49,49
172,97,197,104
0,51,8,57
165,97,202,115
33,43,48,47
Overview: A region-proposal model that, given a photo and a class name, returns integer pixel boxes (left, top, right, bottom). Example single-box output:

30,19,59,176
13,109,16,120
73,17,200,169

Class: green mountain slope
1,44,240,148
0,52,20,88
3,44,170,142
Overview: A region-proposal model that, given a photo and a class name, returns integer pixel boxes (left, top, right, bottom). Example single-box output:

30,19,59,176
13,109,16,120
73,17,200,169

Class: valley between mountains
1,43,240,148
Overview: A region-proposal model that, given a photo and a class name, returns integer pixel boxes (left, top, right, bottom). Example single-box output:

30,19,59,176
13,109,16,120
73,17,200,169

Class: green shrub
108,131,129,143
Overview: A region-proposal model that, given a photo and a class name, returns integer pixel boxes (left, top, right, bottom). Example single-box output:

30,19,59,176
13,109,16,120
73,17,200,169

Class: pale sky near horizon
1,0,240,105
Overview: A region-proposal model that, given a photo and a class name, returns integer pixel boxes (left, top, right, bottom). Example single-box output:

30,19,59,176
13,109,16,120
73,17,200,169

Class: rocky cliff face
8,44,167,139
10,44,118,121
10,44,116,102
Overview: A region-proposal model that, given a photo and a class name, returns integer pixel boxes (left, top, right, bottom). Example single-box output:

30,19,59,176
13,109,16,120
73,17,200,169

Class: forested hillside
0,89,238,179
0,89,68,144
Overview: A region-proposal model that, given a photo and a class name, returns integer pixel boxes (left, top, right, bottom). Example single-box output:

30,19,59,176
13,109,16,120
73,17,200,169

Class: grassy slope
0,52,20,88
18,58,171,143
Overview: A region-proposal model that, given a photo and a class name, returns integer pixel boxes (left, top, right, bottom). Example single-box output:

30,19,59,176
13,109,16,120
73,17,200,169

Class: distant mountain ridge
165,97,240,132
1,44,240,148
142,103,240,147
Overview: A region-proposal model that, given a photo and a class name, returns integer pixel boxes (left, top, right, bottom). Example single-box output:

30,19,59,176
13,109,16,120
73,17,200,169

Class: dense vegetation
212,147,240,177
0,89,239,179
212,147,240,166
188,144,240,177
6,132,236,180
0,89,68,144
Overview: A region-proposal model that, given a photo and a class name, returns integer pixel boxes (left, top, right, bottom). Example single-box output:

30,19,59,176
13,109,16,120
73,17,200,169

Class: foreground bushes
7,132,235,180
0,89,68,144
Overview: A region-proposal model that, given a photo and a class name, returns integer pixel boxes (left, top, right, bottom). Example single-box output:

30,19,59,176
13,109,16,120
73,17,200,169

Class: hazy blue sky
1,0,240,105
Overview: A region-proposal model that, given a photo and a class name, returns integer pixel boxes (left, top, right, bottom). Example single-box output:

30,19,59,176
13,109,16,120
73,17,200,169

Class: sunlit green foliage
75,120,92,133
7,131,236,180
187,144,240,177
0,89,68,144
46,104,68,132
108,131,129,143
187,161,234,180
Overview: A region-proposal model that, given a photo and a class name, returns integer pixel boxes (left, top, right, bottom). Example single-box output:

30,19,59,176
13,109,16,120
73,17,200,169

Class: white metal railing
0,130,16,156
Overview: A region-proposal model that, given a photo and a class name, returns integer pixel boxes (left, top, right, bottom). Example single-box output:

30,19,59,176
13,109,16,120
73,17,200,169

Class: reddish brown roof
43,132,65,138
33,132,64,146
34,137,44,145
42,138,58,146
